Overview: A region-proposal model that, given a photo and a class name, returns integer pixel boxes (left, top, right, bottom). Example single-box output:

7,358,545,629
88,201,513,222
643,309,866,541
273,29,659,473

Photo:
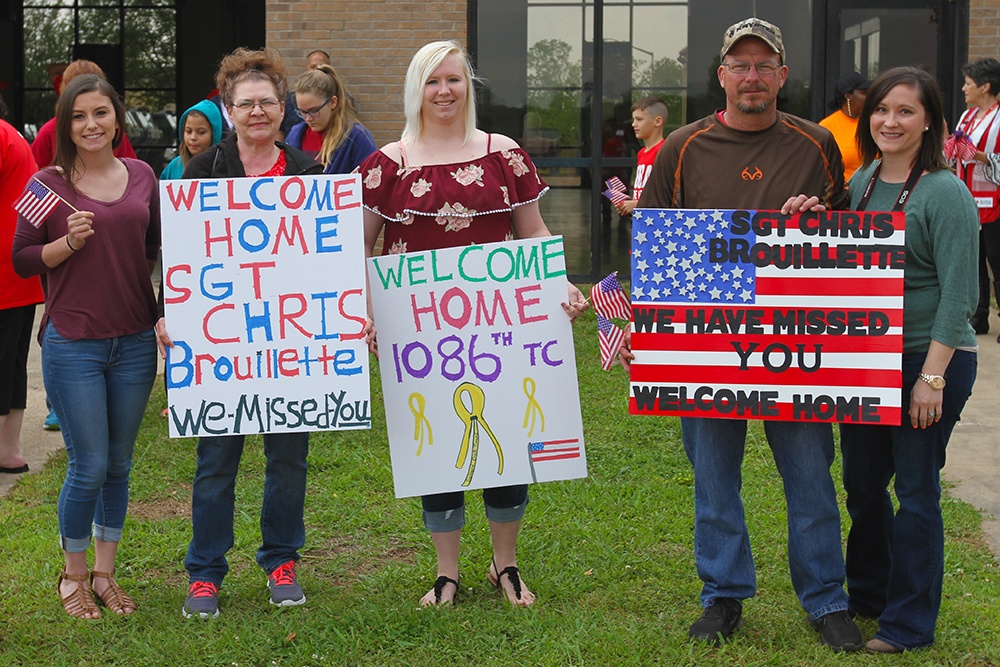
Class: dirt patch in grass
307,535,417,584
129,495,190,521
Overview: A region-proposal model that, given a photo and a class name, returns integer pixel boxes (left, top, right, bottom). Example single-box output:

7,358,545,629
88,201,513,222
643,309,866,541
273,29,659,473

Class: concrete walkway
2,309,998,556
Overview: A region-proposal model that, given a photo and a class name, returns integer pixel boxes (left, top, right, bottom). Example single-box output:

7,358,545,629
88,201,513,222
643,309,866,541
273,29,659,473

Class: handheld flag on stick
602,176,629,205
944,130,978,162
14,178,73,228
590,271,632,321
597,314,626,371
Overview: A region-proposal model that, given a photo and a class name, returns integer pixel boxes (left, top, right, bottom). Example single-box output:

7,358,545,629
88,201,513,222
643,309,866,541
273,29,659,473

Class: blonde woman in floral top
359,40,588,607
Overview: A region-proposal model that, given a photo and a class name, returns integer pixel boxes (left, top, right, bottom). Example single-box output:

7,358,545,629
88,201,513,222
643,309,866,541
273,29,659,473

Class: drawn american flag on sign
628,208,906,425
530,438,581,463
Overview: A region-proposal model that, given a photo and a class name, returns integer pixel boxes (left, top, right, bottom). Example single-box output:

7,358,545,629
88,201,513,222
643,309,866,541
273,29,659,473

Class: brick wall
969,0,1000,62
267,1,468,146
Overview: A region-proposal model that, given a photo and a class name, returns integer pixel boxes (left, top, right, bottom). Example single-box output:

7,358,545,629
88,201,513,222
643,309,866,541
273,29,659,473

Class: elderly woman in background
358,40,588,607
842,67,978,653
285,63,376,174
819,71,870,181
13,74,160,619
155,47,322,620
950,58,1000,337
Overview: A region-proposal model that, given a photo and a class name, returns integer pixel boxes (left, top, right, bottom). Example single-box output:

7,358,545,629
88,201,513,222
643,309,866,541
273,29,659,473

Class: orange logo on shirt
741,166,763,181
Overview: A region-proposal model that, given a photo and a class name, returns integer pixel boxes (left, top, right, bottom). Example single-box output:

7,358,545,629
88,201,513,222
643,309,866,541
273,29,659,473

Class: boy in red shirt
615,96,668,217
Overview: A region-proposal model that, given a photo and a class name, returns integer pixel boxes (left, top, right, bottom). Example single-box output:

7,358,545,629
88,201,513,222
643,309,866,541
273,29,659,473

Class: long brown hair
293,64,358,166
53,74,127,186
856,66,948,174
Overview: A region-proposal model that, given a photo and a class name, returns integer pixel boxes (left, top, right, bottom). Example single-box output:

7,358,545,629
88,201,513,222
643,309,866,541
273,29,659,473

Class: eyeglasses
231,98,281,113
295,97,333,120
723,61,782,76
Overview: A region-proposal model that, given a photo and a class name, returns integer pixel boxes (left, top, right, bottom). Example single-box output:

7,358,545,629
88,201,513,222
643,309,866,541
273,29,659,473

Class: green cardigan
849,163,979,353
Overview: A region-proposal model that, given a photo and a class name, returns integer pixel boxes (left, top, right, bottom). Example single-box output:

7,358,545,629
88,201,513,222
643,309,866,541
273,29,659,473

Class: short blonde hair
401,40,477,145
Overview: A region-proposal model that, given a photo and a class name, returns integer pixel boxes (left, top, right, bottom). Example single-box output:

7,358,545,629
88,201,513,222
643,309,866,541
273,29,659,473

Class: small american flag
591,271,632,321
529,438,581,463
597,313,625,371
606,176,627,193
602,176,629,205
14,179,62,228
944,130,978,162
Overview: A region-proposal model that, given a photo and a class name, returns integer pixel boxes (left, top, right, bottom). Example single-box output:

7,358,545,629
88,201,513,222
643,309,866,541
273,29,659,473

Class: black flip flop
0,464,29,474
430,575,459,604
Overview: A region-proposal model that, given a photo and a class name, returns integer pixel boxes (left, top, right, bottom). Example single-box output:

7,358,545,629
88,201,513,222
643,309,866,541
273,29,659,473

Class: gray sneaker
182,581,220,618
267,560,306,607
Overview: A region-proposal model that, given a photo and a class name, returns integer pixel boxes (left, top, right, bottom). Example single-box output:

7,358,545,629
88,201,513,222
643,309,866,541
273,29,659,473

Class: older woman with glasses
285,64,376,174
154,47,322,620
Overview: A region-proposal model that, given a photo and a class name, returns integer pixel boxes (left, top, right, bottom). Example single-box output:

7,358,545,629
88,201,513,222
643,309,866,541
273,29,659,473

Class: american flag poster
629,208,906,425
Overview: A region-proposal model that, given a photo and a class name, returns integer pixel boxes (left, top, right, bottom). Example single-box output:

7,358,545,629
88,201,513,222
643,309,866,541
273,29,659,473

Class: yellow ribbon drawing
453,382,504,487
522,377,545,438
409,392,433,456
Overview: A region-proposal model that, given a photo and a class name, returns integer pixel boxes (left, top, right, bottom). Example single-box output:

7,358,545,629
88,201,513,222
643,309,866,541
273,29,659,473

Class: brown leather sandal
90,570,137,615
58,570,99,619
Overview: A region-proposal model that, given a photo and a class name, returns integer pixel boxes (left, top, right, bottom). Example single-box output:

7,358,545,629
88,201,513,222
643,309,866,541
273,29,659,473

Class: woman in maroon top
13,75,160,620
359,40,588,607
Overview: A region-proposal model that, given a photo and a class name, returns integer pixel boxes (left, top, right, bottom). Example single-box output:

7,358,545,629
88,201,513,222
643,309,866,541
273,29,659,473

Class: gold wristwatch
918,373,946,390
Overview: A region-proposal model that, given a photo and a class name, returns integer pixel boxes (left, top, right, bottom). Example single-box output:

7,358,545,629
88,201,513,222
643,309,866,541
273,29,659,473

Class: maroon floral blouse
358,140,548,254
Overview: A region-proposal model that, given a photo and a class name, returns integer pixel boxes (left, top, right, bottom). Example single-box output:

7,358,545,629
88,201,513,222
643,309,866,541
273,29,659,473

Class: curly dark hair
215,47,288,106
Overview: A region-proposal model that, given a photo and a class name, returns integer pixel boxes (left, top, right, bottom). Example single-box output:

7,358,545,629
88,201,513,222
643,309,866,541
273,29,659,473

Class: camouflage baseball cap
721,17,785,64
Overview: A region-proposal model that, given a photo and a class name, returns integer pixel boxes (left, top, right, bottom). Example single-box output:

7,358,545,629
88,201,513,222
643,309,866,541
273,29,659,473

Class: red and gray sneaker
182,581,220,618
267,560,306,607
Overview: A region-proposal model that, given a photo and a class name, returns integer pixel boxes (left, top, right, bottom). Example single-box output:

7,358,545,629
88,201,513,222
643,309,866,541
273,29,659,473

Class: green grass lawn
1,310,997,666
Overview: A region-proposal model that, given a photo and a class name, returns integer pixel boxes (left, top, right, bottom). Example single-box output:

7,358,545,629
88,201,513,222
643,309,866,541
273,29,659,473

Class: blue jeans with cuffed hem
185,432,309,585
681,417,848,618
841,349,976,650
43,324,157,553
421,486,529,532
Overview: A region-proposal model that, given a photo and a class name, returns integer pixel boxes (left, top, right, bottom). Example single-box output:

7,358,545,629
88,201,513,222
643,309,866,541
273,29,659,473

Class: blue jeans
42,324,157,552
421,486,529,532
840,349,976,650
681,417,848,619
185,431,309,585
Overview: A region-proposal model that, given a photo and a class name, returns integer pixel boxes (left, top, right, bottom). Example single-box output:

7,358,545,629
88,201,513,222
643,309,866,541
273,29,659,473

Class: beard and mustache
734,83,773,114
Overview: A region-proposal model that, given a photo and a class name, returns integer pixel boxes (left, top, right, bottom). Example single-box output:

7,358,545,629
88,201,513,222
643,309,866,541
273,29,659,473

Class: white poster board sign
369,237,586,498
159,174,370,437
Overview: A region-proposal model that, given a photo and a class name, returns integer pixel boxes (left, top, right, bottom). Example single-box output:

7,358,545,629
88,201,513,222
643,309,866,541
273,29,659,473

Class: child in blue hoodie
160,100,223,179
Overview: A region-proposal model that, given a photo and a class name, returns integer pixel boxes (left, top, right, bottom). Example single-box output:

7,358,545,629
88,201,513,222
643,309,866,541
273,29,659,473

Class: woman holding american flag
12,74,160,620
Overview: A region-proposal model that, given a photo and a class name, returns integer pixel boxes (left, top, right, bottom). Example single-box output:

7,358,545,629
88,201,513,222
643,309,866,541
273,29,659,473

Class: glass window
20,1,177,175
77,9,119,44
22,8,73,88
124,9,176,88
477,0,818,277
